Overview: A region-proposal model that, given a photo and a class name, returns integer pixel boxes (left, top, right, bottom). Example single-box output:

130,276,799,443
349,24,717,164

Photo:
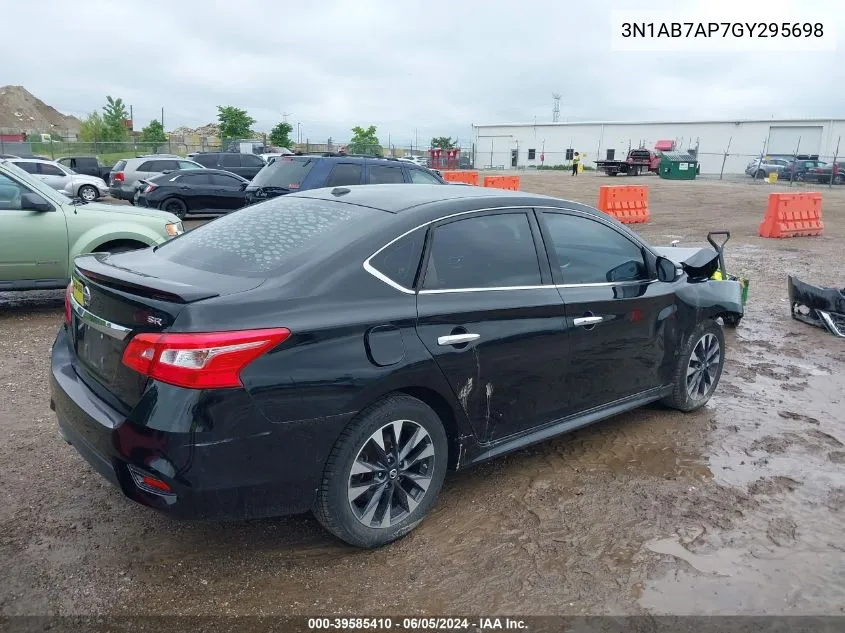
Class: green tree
217,105,255,139
348,125,381,156
140,119,168,151
78,112,108,142
430,136,456,149
102,96,129,141
269,121,294,148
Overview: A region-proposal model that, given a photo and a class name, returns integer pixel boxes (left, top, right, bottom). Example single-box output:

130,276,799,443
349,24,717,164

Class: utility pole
281,112,291,123
552,93,561,122
160,107,164,129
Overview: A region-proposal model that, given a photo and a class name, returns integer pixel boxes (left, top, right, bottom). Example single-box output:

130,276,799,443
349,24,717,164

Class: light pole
297,122,301,144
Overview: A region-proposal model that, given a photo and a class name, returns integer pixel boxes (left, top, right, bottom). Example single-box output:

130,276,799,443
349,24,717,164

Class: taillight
114,172,124,182
121,328,290,389
143,184,157,193
64,282,73,325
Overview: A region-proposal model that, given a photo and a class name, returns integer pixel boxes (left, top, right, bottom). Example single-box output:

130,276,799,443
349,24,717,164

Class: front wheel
313,394,448,548
662,319,725,412
755,169,766,179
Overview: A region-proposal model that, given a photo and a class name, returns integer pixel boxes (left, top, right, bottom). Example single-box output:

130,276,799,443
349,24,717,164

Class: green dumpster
658,151,698,180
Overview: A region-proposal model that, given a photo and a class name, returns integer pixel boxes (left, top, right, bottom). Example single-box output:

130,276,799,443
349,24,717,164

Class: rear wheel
160,197,187,219
78,185,98,202
662,319,725,412
835,174,844,185
313,394,448,548
755,169,766,179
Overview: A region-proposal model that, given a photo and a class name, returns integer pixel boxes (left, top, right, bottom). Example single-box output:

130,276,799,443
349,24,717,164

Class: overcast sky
3,0,843,147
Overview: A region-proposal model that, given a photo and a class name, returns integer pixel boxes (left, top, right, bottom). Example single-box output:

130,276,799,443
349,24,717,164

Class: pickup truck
56,156,113,181
595,149,661,176
0,160,183,292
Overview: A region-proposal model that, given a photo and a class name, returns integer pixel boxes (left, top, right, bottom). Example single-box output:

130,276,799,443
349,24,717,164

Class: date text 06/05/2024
621,22,823,38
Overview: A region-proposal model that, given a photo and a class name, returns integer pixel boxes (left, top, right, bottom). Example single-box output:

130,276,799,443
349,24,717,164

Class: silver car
745,157,790,179
7,158,108,202
108,156,205,202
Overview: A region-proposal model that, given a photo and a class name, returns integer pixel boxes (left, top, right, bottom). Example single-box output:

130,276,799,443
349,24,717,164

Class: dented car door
414,209,571,443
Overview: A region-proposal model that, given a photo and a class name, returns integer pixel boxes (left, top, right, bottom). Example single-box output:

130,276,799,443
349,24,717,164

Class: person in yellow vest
572,152,580,176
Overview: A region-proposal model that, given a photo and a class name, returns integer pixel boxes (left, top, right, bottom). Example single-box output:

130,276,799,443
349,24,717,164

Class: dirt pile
0,85,81,133
170,123,220,137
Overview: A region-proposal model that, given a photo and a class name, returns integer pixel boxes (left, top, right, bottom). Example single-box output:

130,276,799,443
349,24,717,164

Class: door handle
437,333,480,346
573,316,604,327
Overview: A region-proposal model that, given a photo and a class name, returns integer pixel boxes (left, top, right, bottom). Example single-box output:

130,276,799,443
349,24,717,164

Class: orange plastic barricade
759,192,823,238
483,175,520,190
597,185,649,224
441,170,479,186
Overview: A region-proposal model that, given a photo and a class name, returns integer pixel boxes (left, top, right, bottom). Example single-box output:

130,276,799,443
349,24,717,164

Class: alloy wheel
80,186,97,201
347,419,435,528
686,333,721,401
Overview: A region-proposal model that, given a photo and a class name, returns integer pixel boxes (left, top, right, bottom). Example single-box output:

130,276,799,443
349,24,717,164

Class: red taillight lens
114,172,124,182
143,184,157,193
121,328,290,389
64,282,73,325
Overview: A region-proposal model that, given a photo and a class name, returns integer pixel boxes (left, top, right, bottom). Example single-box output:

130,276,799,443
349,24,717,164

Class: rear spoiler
74,253,220,303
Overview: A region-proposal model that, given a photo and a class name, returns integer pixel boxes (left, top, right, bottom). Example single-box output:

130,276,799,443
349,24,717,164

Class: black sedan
134,168,249,217
51,185,744,548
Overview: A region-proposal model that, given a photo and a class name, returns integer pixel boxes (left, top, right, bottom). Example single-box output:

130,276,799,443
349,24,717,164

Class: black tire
160,197,187,219
661,319,725,412
313,394,449,549
835,174,844,185
722,313,742,328
77,185,98,202
755,169,766,179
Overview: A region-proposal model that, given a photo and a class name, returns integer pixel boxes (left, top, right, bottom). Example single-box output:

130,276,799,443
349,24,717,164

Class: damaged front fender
788,275,845,338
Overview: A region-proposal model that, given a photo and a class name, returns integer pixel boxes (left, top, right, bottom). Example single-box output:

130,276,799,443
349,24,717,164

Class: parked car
50,183,743,548
398,155,427,167
108,156,205,202
0,159,183,292
7,158,108,202
0,153,20,159
806,162,845,184
189,152,267,180
781,158,827,182
57,156,112,181
134,169,249,217
244,154,446,204
745,157,790,179
260,150,294,163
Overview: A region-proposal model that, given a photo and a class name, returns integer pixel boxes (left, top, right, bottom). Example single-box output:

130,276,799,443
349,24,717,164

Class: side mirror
21,192,53,212
656,256,678,283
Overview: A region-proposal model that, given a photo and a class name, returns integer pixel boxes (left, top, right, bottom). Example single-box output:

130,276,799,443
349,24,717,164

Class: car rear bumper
50,327,350,520
108,185,133,200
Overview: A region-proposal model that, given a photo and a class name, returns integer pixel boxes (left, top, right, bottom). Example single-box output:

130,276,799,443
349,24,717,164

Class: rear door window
422,213,541,290
367,165,405,184
181,172,212,185
250,156,317,191
137,161,160,172
155,197,383,276
192,154,218,167
325,163,363,187
12,162,39,174
221,154,241,168
210,173,244,187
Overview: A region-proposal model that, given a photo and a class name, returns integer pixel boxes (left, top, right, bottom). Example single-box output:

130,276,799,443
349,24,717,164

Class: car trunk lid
69,250,265,411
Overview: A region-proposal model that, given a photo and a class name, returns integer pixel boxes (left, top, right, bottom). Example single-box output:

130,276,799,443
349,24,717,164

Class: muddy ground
1,172,844,618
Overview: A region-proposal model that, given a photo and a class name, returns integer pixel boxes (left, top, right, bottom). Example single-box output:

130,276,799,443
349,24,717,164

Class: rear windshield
112,160,127,171
154,196,382,276
250,156,318,191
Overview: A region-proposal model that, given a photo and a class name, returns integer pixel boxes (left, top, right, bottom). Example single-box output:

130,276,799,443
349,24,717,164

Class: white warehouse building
471,118,845,175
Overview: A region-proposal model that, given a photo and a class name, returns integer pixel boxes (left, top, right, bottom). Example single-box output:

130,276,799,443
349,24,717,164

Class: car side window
367,165,405,184
39,163,65,176
12,162,39,174
138,161,157,172
193,154,217,167
241,154,264,167
0,172,30,210
183,172,211,185
422,213,541,290
541,212,649,284
221,154,240,167
58,158,72,168
408,169,441,184
369,228,426,289
325,163,362,187
210,173,242,187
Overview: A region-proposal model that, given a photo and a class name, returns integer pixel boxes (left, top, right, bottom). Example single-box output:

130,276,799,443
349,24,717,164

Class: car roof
289,183,572,214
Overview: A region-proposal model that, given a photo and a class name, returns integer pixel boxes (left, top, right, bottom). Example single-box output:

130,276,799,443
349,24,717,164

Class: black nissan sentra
51,184,744,548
